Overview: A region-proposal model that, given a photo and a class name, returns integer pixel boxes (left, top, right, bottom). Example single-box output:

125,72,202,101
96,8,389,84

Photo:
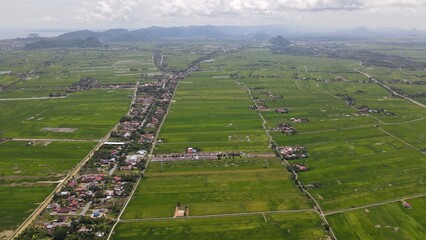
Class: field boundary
8,82,140,240
354,68,426,109
324,193,426,216
120,209,315,222
237,79,338,240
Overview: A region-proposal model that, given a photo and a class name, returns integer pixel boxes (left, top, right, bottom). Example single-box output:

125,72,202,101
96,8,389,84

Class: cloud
77,0,143,22
274,0,364,11
38,16,55,23
154,0,366,17
74,0,426,26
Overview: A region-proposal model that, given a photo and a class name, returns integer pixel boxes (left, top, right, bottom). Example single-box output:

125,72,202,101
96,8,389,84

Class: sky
0,0,425,33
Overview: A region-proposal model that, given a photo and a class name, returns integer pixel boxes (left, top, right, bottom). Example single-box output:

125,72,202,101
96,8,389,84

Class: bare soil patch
41,128,77,133
0,230,13,239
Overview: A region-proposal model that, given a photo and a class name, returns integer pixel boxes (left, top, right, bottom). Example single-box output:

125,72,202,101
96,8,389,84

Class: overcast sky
1,0,425,31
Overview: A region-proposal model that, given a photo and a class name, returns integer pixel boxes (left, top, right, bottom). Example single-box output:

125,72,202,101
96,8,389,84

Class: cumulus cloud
154,0,356,17
150,0,425,18
77,0,144,22
74,0,426,24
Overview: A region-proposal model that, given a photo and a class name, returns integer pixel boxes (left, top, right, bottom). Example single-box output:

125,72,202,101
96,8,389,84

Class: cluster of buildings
277,146,310,173
275,108,289,114
357,105,396,116
272,123,297,135
18,50,219,239
277,146,308,160
0,137,12,144
66,77,101,93
152,149,244,162
292,163,310,172
27,69,182,237
39,141,141,234
290,117,309,123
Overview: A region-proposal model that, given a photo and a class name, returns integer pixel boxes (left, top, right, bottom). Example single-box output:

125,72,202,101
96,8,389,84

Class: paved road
107,71,176,240
80,201,92,216
108,165,117,176
325,193,426,216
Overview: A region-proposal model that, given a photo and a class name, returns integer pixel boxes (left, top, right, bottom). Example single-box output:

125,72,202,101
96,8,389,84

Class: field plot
273,127,426,211
114,212,325,240
217,49,426,213
0,48,157,99
155,71,269,154
122,158,310,219
0,89,132,139
0,141,95,232
327,197,426,240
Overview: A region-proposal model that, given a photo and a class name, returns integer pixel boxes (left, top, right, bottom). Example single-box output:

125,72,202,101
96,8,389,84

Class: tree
52,227,68,240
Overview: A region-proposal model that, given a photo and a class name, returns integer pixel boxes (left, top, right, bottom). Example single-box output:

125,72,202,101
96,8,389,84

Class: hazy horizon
1,0,425,39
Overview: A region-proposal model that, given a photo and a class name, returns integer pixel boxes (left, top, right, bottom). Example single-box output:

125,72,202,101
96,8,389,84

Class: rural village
13,53,210,239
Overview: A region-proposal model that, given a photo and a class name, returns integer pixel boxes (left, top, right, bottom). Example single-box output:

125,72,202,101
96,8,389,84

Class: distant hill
50,26,225,42
124,26,226,41
252,33,271,41
25,36,104,49
270,35,290,46
15,25,426,48
56,28,128,42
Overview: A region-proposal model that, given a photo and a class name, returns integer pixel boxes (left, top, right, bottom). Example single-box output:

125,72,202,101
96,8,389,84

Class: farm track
0,96,67,101
376,127,426,155
10,138,99,142
295,116,426,135
237,80,338,240
119,209,315,223
8,81,141,240
160,140,266,144
354,68,426,109
324,193,426,216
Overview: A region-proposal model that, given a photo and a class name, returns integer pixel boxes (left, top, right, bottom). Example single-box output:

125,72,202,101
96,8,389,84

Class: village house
292,164,309,172
174,204,189,218
290,117,309,123
272,123,297,135
402,201,413,209
139,133,155,144
275,108,289,114
277,146,308,160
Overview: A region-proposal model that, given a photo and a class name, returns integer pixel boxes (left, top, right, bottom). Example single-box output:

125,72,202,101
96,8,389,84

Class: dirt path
324,193,426,216
0,96,67,101
354,68,426,109
236,79,338,240
120,209,315,223
376,127,426,156
11,138,99,143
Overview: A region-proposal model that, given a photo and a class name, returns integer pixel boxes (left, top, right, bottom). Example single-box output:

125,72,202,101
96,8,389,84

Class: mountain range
11,25,426,49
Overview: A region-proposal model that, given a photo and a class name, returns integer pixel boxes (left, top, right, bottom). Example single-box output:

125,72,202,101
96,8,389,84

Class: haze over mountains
3,25,426,49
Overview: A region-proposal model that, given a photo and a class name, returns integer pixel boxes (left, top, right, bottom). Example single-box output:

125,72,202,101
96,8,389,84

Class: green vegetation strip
327,197,426,240
0,141,96,231
121,158,310,220
113,212,326,240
